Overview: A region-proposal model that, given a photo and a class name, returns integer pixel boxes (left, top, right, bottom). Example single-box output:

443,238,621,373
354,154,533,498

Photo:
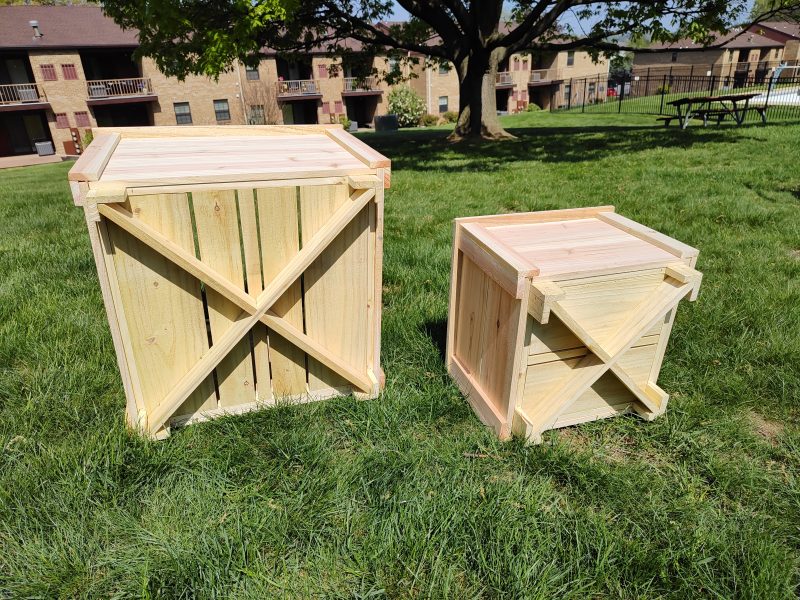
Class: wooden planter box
446,206,702,443
69,125,389,439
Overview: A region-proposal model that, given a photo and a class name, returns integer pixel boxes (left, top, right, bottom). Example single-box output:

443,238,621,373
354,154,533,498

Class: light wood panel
257,186,307,397
193,190,256,408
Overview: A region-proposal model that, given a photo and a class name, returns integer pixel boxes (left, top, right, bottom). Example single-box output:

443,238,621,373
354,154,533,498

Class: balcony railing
275,79,320,97
495,71,513,86
529,69,561,84
86,77,153,99
343,76,380,92
0,82,46,106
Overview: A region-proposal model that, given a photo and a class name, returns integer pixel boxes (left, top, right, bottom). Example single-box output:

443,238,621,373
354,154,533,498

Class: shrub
656,84,671,94
442,110,459,123
420,113,439,127
525,103,542,112
388,86,425,127
338,114,352,130
81,129,94,148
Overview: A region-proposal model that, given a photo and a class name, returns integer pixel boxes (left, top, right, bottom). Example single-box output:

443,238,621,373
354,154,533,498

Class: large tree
104,0,800,140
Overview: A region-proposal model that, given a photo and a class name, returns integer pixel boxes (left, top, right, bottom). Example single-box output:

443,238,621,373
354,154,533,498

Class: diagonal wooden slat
98,196,375,395
113,187,376,433
528,279,692,433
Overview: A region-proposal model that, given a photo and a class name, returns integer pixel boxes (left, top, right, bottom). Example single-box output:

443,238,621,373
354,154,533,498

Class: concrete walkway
0,154,66,170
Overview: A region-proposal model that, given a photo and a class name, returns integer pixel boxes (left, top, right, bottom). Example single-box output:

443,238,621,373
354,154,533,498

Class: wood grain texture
300,184,370,392
257,186,307,397
192,190,256,408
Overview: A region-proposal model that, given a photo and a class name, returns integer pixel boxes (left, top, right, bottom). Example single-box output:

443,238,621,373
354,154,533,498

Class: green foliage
442,110,459,123
656,84,671,94
338,114,351,130
81,129,94,148
1,113,800,596
525,103,542,112
388,86,426,128
420,113,440,126
750,0,800,21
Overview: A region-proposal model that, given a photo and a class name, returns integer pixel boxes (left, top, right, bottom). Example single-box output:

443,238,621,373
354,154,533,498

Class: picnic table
660,93,767,129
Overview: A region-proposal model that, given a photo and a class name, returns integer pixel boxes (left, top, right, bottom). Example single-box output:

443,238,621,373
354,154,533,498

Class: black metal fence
551,71,800,122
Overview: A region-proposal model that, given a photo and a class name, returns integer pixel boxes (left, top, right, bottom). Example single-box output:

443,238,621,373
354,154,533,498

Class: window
213,99,231,122
317,63,328,79
245,66,260,80
671,51,678,63
438,95,448,113
566,51,575,67
334,100,343,114
388,57,399,73
74,111,90,127
513,58,520,72
588,82,596,98
55,113,70,128
40,64,57,81
522,59,529,70
438,62,451,75
322,102,331,115
248,105,265,124
564,83,572,99
61,64,78,80
174,102,192,125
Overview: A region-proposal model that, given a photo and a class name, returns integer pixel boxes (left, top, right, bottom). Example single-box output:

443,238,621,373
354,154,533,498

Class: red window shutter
513,60,520,72
61,64,78,80
317,64,328,79
334,100,343,114
74,111,90,127
41,64,57,81
322,102,330,114
55,113,70,128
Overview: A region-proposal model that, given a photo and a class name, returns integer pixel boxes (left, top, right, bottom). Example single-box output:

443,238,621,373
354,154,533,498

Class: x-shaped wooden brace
517,263,702,438
96,186,377,433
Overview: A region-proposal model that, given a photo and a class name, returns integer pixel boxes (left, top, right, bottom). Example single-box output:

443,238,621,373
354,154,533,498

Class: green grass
1,111,799,598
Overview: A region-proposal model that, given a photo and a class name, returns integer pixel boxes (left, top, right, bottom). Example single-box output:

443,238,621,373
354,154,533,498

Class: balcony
342,76,382,96
275,79,322,101
528,69,563,86
85,78,157,106
495,71,514,88
0,82,49,112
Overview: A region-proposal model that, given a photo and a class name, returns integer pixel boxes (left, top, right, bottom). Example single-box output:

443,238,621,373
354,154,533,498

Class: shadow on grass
360,123,765,174
421,319,448,363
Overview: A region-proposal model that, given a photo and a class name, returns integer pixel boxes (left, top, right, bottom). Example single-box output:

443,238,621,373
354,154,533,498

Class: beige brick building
411,48,610,114
1,5,607,158
632,27,793,80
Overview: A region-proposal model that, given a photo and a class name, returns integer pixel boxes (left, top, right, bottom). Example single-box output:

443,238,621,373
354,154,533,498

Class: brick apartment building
1,5,607,158
632,25,799,81
411,46,609,114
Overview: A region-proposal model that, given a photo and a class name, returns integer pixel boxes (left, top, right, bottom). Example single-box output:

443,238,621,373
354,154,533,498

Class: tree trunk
450,48,514,141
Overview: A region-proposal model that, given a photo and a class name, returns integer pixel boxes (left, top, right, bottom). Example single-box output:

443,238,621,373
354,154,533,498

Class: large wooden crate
446,206,702,443
69,125,389,438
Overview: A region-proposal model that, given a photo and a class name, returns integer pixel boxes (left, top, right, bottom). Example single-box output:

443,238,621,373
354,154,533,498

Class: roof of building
0,6,139,50
647,28,783,51
752,21,800,39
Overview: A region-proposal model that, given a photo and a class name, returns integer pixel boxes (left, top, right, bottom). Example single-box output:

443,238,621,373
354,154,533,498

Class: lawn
1,112,799,598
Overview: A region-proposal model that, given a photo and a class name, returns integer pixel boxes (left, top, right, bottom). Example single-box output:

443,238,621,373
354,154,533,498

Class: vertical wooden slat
192,189,256,407
237,188,272,403
300,184,370,392
257,186,307,397
105,193,214,421
126,194,216,419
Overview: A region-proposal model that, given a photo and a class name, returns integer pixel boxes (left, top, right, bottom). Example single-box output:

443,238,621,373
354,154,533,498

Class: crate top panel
458,207,698,281
68,125,390,189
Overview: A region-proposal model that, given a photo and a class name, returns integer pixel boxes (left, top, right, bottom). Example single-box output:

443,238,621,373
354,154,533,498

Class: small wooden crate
446,206,702,443
69,125,389,438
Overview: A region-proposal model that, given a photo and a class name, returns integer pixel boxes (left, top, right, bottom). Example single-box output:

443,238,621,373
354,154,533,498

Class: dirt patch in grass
748,410,784,445
788,249,800,261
